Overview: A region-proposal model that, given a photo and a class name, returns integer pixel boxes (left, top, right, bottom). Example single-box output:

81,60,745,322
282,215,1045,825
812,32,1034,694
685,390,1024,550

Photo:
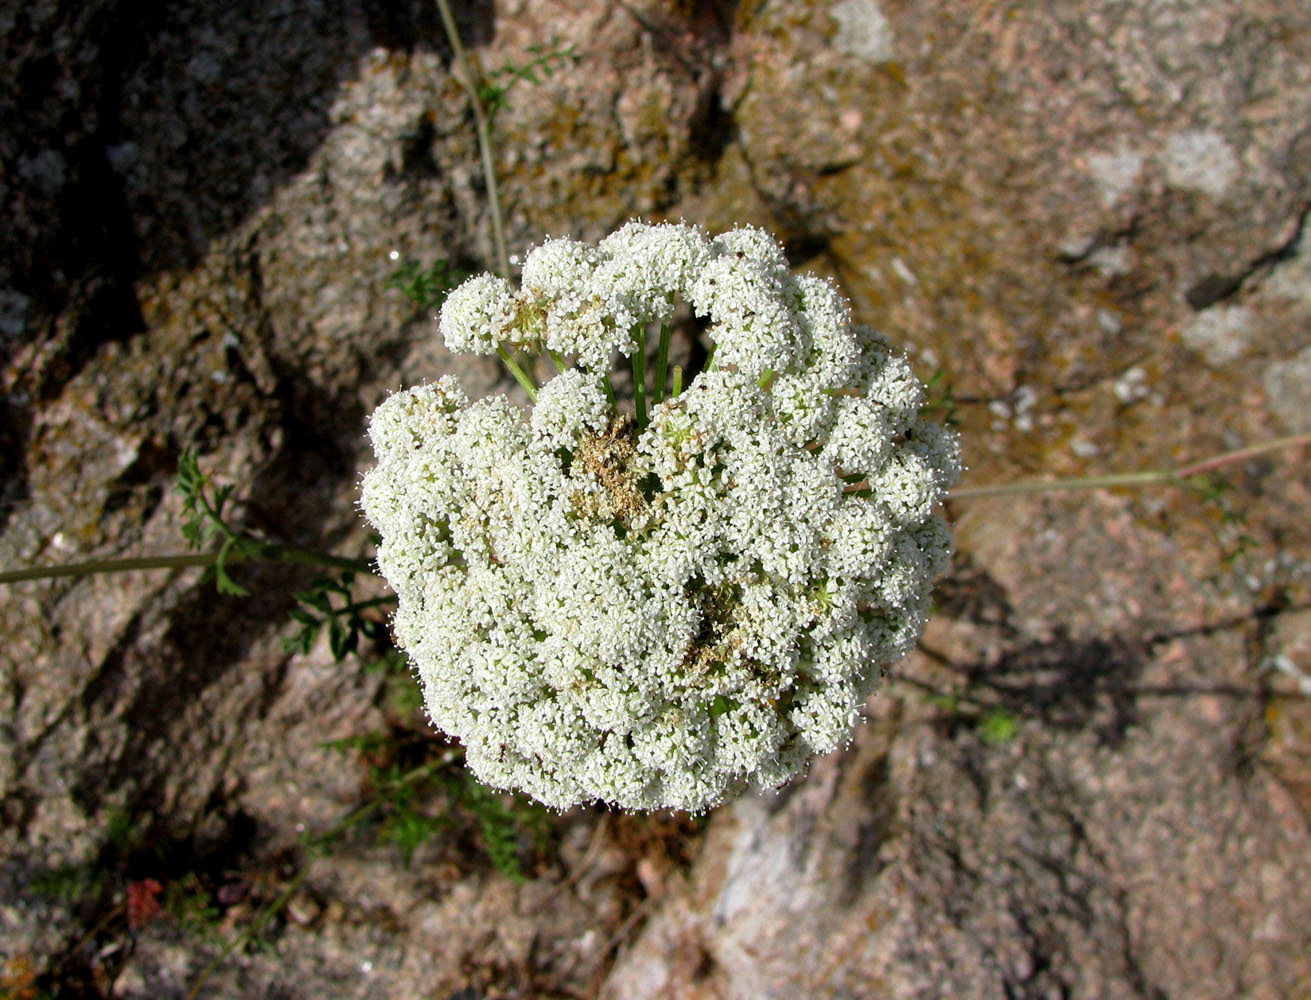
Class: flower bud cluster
363,222,959,812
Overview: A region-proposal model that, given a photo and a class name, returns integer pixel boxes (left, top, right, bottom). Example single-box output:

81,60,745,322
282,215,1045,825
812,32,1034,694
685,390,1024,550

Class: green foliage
373,651,425,719
384,807,450,864
29,864,103,905
926,691,960,715
385,258,469,313
176,448,257,596
362,648,408,675
284,571,395,661
978,709,1019,745
708,694,740,718
104,806,143,854
29,808,146,907
320,733,456,866
179,453,394,657
919,691,1019,744
1181,472,1259,566
319,733,546,879
461,780,528,882
162,872,222,941
479,37,580,123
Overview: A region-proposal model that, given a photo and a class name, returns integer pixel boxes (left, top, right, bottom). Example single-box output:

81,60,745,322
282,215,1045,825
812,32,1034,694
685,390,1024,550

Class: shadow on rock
1,0,495,523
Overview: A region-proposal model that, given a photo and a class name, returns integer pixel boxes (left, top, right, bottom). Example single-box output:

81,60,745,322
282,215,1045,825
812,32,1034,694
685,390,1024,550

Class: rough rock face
1,0,1309,997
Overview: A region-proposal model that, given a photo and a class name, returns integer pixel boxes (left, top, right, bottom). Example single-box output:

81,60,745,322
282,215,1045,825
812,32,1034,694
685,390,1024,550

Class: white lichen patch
1263,345,1311,434
1087,146,1144,208
830,0,895,64
1164,130,1240,198
1181,306,1254,365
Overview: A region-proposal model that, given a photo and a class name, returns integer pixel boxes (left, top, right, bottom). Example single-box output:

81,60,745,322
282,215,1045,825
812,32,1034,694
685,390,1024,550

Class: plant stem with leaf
2,451,374,587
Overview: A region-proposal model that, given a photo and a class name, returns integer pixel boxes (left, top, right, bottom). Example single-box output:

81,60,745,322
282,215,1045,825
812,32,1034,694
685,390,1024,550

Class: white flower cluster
362,222,960,812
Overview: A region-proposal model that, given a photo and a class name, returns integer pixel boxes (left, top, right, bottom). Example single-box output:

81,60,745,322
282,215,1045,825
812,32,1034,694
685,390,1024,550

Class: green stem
950,433,1311,500
950,470,1168,499
702,343,716,374
632,324,648,428
671,365,683,398
185,865,313,1000
1,551,212,584
496,344,538,401
339,595,398,613
434,0,511,281
197,491,239,546
261,543,376,575
654,321,672,404
1173,433,1310,478
0,543,374,587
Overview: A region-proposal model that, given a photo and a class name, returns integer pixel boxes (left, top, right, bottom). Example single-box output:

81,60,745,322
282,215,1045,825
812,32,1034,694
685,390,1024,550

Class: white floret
439,274,519,355
712,225,791,269
822,395,895,478
521,237,624,369
794,275,861,386
826,501,895,580
367,376,468,458
521,236,600,307
853,328,924,431
713,700,787,774
689,253,801,378
769,370,836,445
632,704,713,772
597,220,711,324
790,678,860,755
904,417,964,495
516,697,597,767
530,368,611,450
869,449,942,526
